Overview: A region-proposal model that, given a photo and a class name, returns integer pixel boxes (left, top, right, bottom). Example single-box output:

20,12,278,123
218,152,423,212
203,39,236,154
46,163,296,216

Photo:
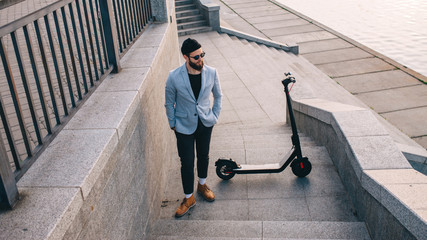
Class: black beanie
181,38,201,55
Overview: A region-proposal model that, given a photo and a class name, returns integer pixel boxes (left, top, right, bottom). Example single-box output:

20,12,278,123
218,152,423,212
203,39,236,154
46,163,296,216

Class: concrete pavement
149,31,371,239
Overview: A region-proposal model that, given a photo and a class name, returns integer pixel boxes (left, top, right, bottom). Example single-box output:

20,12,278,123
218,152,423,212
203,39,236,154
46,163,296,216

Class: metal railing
0,0,152,209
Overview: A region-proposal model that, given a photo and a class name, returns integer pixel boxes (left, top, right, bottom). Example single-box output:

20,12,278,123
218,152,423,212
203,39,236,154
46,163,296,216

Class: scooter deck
235,163,281,171
232,148,295,174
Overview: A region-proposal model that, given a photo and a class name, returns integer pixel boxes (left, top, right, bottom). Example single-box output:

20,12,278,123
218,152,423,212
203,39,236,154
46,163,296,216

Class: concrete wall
195,0,220,31
0,0,181,238
0,0,24,10
291,98,427,240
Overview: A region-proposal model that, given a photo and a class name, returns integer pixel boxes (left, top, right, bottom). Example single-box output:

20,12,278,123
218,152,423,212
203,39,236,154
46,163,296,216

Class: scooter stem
282,75,302,159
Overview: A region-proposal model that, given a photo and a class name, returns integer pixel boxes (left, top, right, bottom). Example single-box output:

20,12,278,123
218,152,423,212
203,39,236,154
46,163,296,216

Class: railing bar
135,0,143,31
88,0,104,75
131,0,139,34
82,0,99,82
14,28,43,146
61,6,82,101
0,38,22,166
124,0,134,40
129,0,136,34
34,19,60,126
44,15,69,116
10,31,35,158
147,0,152,20
130,0,136,38
141,0,148,26
68,3,88,95
111,0,123,53
0,98,20,168
133,0,140,31
23,25,52,137
0,102,19,169
53,10,76,108
120,0,130,46
75,0,94,87
94,0,109,69
116,0,127,50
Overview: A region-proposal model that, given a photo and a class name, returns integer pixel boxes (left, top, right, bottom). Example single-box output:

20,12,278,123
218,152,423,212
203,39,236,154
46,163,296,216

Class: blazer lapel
180,64,196,101
199,67,207,101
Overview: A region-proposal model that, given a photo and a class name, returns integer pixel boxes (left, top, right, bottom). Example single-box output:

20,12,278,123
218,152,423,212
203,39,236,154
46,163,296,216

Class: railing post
99,0,121,73
0,135,19,209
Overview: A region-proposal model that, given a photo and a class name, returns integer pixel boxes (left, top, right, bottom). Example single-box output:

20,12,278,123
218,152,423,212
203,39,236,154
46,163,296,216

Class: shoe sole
175,203,196,218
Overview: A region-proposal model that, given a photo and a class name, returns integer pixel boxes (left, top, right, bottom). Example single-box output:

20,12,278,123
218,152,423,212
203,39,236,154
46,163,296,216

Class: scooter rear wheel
291,157,312,178
216,162,235,180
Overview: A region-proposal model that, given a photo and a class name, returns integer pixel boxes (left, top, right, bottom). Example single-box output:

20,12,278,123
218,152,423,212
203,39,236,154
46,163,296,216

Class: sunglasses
189,52,205,60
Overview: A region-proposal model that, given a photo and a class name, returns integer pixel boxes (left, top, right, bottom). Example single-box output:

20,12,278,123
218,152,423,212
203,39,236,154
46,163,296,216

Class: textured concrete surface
292,97,426,239
210,0,427,156
149,31,370,239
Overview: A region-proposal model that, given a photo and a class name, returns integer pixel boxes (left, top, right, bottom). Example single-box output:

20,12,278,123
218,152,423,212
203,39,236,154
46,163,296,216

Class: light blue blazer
165,63,222,135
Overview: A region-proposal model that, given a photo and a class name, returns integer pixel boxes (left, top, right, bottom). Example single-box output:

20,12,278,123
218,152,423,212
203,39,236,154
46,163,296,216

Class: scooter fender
215,158,241,169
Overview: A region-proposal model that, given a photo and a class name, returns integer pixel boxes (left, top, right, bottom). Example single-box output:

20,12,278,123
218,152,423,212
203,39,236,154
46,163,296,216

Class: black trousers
175,119,213,195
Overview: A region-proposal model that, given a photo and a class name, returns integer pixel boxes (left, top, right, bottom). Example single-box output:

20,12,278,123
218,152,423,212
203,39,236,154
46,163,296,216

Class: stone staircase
147,32,372,239
175,0,212,36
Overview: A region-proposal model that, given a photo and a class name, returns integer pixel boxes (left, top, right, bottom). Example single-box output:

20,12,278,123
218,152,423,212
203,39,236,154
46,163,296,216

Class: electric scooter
215,73,312,180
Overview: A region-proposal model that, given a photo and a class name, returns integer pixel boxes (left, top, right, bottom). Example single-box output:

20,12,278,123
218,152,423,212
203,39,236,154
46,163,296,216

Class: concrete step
177,20,208,30
176,9,200,18
175,0,193,6
148,237,258,240
216,34,291,123
176,3,197,12
176,14,205,24
149,219,371,239
178,26,212,36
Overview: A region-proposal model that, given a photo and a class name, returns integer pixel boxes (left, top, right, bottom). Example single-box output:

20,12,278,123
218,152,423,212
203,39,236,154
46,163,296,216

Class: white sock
185,193,193,199
199,178,206,185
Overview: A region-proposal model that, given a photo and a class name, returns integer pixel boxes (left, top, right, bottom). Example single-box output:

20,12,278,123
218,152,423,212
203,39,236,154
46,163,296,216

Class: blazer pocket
175,111,187,118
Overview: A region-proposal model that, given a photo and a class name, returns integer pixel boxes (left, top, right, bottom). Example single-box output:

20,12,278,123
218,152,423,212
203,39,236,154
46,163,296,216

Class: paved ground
211,0,427,150
148,31,371,239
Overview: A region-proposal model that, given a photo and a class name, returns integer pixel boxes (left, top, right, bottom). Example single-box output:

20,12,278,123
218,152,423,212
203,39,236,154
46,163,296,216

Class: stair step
175,0,193,7
176,3,197,12
176,14,205,24
176,9,200,18
178,26,212,36
148,237,259,240
177,20,208,30
149,219,371,239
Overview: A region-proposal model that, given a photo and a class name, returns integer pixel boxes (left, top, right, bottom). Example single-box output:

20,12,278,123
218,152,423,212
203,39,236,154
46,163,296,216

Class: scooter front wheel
291,157,312,178
216,162,236,180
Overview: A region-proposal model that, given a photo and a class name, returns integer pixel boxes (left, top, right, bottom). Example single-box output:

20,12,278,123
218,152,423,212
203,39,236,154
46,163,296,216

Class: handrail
0,0,152,209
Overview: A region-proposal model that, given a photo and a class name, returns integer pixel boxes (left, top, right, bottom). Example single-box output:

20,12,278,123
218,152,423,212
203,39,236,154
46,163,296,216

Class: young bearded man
165,38,222,217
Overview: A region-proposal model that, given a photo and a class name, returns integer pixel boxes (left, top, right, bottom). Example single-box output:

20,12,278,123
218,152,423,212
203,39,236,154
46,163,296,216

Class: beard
189,59,204,71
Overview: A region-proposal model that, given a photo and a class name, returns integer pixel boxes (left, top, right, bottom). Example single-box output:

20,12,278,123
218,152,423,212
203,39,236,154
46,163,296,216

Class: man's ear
183,54,189,61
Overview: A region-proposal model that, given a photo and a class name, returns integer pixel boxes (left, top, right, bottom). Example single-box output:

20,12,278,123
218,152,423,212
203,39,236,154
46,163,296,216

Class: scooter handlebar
282,72,296,88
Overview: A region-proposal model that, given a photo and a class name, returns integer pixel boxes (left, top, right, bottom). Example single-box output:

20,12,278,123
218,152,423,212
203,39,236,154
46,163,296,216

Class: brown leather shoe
197,183,215,202
175,195,196,218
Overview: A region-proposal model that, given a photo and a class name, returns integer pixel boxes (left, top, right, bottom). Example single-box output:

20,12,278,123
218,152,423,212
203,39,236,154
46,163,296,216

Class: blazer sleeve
165,73,176,128
211,69,222,118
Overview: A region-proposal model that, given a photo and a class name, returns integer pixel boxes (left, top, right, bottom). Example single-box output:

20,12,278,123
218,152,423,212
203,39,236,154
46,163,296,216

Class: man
165,38,222,218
